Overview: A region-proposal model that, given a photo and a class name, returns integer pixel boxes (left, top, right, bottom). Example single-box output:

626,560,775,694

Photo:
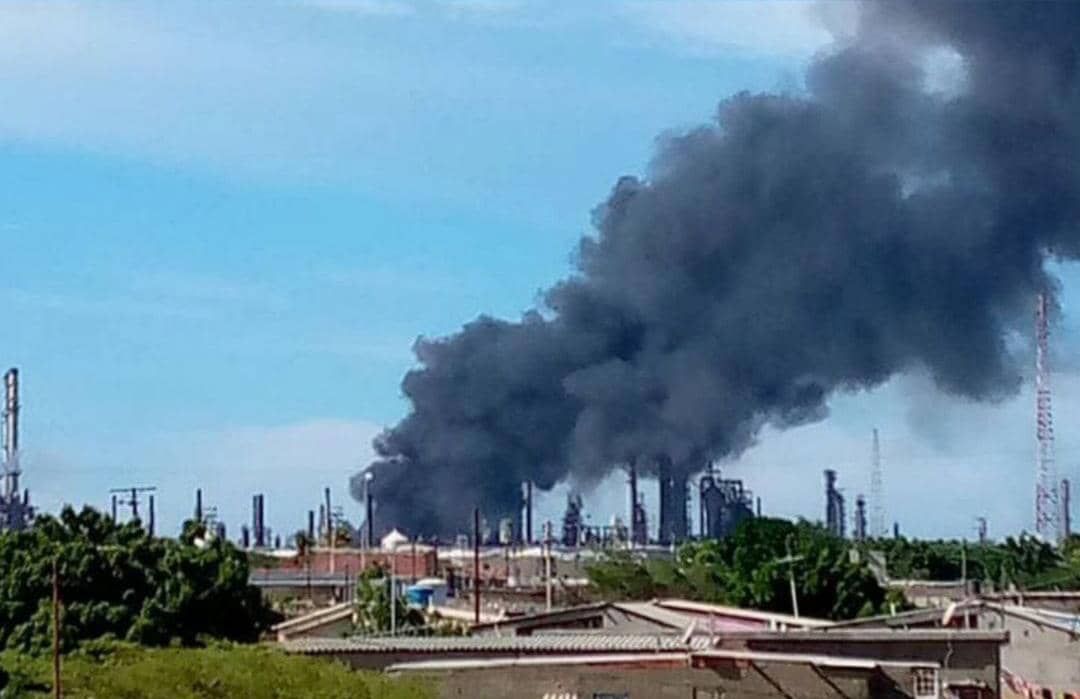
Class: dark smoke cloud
353,2,1080,538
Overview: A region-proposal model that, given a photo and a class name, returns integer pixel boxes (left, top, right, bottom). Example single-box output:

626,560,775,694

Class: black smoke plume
353,2,1080,538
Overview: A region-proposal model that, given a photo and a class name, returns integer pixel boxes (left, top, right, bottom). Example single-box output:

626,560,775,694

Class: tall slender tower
1035,293,1058,540
870,428,885,538
2,368,19,503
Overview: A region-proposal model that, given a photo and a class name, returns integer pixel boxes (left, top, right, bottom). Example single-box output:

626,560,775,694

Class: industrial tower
870,428,885,538
824,469,845,538
1035,293,1059,540
1,368,33,531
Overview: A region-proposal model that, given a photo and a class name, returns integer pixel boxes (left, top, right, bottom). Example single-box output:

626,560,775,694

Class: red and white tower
1035,293,1058,540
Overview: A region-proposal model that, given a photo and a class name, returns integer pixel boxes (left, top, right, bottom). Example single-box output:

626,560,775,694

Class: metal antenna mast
870,428,885,538
1035,293,1058,540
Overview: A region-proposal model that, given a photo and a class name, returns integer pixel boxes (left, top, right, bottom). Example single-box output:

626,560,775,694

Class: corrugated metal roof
386,653,690,673
272,602,353,633
613,602,701,630
281,633,713,655
652,599,833,628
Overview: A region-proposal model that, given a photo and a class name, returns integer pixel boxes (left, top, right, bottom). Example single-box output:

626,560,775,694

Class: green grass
0,643,432,699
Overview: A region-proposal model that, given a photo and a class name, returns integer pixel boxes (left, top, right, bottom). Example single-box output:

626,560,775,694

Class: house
826,599,1080,694
281,629,1006,698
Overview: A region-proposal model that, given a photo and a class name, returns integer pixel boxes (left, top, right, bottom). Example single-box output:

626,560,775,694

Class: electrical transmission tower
1035,293,1058,540
870,428,885,538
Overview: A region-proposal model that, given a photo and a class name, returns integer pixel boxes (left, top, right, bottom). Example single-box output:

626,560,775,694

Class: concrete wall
400,661,920,699
723,636,1000,696
979,609,1080,690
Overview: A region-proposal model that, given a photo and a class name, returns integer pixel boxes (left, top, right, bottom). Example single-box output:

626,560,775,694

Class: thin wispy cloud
617,1,848,58
295,0,415,17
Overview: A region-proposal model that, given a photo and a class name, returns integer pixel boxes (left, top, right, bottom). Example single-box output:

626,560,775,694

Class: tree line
0,506,278,654
586,518,1080,620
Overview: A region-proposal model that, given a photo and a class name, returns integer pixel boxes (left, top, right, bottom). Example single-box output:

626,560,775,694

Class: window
912,668,939,699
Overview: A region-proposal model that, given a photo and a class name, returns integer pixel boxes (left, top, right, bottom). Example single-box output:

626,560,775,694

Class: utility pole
775,537,803,618
52,557,61,699
473,508,481,625
544,520,553,612
108,486,157,531
389,550,397,635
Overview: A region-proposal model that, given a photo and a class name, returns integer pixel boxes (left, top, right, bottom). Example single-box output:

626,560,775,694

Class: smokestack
628,466,638,542
148,494,155,537
111,494,118,523
3,368,19,501
324,487,332,545
307,509,315,542
825,470,845,538
194,489,203,523
854,494,867,541
253,494,266,548
252,495,260,547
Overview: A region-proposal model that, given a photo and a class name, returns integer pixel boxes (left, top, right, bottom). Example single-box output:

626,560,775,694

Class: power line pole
775,537,803,618
473,508,481,625
544,521,553,612
52,557,61,699
108,486,157,532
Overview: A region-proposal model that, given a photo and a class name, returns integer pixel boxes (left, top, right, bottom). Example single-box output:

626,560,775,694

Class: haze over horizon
5,0,1080,543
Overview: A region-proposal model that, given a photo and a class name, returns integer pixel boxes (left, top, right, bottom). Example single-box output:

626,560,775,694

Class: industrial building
698,468,754,540
824,469,845,538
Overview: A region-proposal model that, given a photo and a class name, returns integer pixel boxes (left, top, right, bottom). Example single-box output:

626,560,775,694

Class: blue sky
4,0,1077,542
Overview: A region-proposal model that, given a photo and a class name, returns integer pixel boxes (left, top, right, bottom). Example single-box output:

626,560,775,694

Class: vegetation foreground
0,643,432,699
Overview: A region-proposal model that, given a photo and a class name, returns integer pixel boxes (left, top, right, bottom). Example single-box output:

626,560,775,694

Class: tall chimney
194,489,203,523
253,494,266,548
3,368,20,500
307,509,316,542
148,494,156,536
324,487,332,545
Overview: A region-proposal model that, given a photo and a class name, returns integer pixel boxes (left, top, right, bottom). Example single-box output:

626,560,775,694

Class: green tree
587,518,889,620
0,506,278,653
353,567,423,634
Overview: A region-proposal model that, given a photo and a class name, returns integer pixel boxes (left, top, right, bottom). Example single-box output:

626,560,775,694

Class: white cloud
296,0,415,16
617,1,847,58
